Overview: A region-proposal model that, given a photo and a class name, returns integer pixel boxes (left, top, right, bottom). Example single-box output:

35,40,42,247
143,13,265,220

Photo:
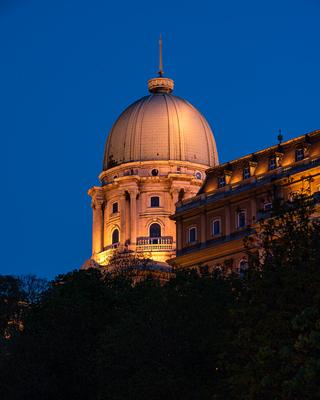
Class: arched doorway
149,223,161,244
112,229,119,245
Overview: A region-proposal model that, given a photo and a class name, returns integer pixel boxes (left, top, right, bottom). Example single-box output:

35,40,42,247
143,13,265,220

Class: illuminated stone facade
169,130,320,272
88,75,218,266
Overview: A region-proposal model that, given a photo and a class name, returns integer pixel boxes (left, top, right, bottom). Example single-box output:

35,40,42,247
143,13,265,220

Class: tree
2,192,320,399
0,275,23,340
224,192,320,399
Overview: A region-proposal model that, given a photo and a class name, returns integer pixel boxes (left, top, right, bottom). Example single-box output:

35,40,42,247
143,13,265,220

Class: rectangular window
264,202,272,211
243,166,250,180
269,157,276,170
112,202,118,213
295,148,304,162
237,210,246,229
218,175,226,188
188,227,197,243
212,219,221,236
150,196,160,207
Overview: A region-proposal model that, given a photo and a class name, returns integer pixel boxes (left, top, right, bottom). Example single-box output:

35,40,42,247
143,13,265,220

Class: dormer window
150,196,160,207
218,175,226,188
217,167,232,188
269,157,276,170
112,202,119,213
269,151,283,171
243,166,250,180
295,147,304,162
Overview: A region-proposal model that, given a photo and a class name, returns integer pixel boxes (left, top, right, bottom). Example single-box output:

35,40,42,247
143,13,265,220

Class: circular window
195,171,202,180
151,169,159,176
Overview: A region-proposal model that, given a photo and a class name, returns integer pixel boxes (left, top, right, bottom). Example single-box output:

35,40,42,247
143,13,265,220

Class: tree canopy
1,194,320,399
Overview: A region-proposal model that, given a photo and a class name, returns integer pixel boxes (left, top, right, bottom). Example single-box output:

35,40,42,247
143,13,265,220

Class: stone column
120,193,127,245
225,203,231,236
92,197,104,255
130,190,138,246
170,186,182,213
200,212,207,244
251,196,257,225
176,218,183,251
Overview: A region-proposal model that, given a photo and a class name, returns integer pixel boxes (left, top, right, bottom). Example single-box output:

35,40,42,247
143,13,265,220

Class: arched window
237,210,246,229
150,223,161,238
295,147,304,161
188,227,197,243
112,229,119,244
212,219,221,236
239,259,248,279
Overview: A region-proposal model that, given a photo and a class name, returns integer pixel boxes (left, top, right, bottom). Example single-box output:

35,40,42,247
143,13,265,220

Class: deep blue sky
1,0,319,278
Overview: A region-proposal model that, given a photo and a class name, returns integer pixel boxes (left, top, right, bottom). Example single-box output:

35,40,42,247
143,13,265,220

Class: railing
104,242,120,251
177,228,255,257
136,236,174,252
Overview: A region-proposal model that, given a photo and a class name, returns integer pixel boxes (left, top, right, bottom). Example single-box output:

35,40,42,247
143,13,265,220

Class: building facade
88,75,218,266
169,130,320,272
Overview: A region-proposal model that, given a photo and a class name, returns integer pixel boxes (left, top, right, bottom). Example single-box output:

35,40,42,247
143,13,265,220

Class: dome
103,77,219,170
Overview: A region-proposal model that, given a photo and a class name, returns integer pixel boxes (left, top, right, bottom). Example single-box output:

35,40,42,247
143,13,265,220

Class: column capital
91,196,104,210
128,188,139,199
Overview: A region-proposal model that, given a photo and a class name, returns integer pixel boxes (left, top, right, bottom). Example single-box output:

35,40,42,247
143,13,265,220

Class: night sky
1,0,319,278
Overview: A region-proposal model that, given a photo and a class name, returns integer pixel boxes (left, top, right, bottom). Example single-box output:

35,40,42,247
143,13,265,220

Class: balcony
104,242,120,251
176,228,255,257
136,236,174,252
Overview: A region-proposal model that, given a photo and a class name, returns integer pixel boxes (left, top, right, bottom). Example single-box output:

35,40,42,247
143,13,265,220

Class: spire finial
147,35,174,93
158,34,164,77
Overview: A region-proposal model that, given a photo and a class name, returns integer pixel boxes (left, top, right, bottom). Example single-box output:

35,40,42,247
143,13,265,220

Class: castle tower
88,43,218,266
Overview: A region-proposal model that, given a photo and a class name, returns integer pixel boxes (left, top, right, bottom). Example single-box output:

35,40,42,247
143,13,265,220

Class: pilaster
91,189,104,255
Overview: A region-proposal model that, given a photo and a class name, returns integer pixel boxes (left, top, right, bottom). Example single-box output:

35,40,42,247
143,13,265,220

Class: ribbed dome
103,84,218,170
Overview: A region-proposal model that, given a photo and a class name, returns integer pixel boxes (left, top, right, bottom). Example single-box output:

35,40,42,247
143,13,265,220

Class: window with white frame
212,219,221,236
237,210,246,229
218,175,226,188
269,157,276,170
295,147,304,162
150,196,160,207
243,166,250,180
188,227,197,243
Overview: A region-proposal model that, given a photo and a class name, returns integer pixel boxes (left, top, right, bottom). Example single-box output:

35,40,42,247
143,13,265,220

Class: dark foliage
1,194,320,399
